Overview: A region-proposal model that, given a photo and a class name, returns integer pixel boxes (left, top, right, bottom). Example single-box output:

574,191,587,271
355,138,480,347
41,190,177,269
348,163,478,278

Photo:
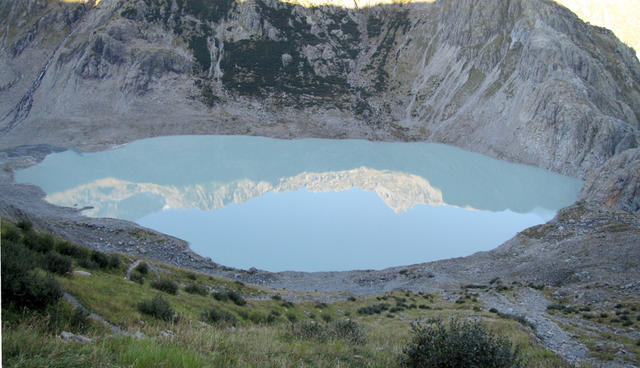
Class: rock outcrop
1,0,638,182
580,148,640,213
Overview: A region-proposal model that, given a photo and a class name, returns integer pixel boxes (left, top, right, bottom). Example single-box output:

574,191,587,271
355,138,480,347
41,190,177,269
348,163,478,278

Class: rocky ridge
0,0,638,178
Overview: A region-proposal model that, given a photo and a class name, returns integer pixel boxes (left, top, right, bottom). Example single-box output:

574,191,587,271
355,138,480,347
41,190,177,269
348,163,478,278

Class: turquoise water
16,135,583,271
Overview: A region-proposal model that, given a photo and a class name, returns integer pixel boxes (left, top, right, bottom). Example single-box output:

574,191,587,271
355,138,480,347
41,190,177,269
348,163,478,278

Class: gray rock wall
0,0,638,183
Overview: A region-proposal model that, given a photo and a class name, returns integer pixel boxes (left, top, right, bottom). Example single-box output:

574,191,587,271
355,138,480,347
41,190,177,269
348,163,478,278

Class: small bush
237,310,249,320
494,311,536,331
70,308,91,333
1,240,62,310
213,291,229,302
186,272,197,280
287,313,298,323
321,314,333,323
271,295,282,301
138,295,173,321
151,279,178,295
184,283,208,296
227,291,246,306
347,296,356,302
129,272,144,284
403,318,523,368
78,258,99,270
134,262,149,274
107,254,121,269
16,219,33,231
281,301,294,308
43,253,72,276
90,251,110,269
2,224,21,242
331,319,366,344
56,241,89,260
201,307,237,326
267,310,279,323
293,321,329,341
358,303,389,315
249,311,268,324
24,231,54,253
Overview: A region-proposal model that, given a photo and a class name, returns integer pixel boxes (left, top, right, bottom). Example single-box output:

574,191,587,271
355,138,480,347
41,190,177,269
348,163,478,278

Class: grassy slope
2,220,574,367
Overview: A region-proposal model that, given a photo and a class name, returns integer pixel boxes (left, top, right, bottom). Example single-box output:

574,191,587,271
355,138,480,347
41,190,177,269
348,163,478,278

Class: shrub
134,262,149,274
70,308,91,333
90,251,110,269
129,272,144,284
201,307,237,326
1,240,62,310
287,313,298,323
321,314,333,323
186,272,197,280
16,219,33,231
237,310,249,320
56,241,89,260
2,224,21,242
281,301,294,308
24,231,54,253
213,291,229,302
227,291,246,306
184,283,208,296
249,311,268,324
271,295,282,301
331,319,366,345
358,303,389,315
44,253,72,276
267,310,279,323
402,318,523,368
138,295,173,321
151,279,178,295
107,254,121,269
78,258,99,270
292,320,329,341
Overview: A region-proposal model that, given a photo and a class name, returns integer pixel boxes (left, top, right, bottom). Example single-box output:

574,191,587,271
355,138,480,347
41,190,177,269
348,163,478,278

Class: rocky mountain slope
1,0,639,181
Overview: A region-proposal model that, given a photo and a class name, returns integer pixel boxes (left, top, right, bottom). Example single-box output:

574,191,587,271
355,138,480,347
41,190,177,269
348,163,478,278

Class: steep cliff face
1,0,638,180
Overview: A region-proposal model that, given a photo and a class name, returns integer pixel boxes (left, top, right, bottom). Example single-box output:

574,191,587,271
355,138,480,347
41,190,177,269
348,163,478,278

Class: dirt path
63,292,124,334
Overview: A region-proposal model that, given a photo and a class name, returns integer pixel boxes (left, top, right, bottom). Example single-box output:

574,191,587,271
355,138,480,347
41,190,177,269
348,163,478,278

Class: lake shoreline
2,143,637,295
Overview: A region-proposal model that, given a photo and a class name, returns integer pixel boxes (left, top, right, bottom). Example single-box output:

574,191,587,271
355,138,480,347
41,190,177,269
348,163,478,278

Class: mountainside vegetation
2,219,579,367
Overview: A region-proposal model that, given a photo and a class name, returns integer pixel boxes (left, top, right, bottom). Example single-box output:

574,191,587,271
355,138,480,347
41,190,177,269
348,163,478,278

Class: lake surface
16,135,583,272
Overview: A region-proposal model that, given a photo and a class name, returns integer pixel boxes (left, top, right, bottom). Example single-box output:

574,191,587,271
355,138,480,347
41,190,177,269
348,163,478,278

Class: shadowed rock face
0,0,638,181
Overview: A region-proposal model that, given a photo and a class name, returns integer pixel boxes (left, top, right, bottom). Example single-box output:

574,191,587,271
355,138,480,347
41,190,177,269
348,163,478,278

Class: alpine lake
16,136,583,272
